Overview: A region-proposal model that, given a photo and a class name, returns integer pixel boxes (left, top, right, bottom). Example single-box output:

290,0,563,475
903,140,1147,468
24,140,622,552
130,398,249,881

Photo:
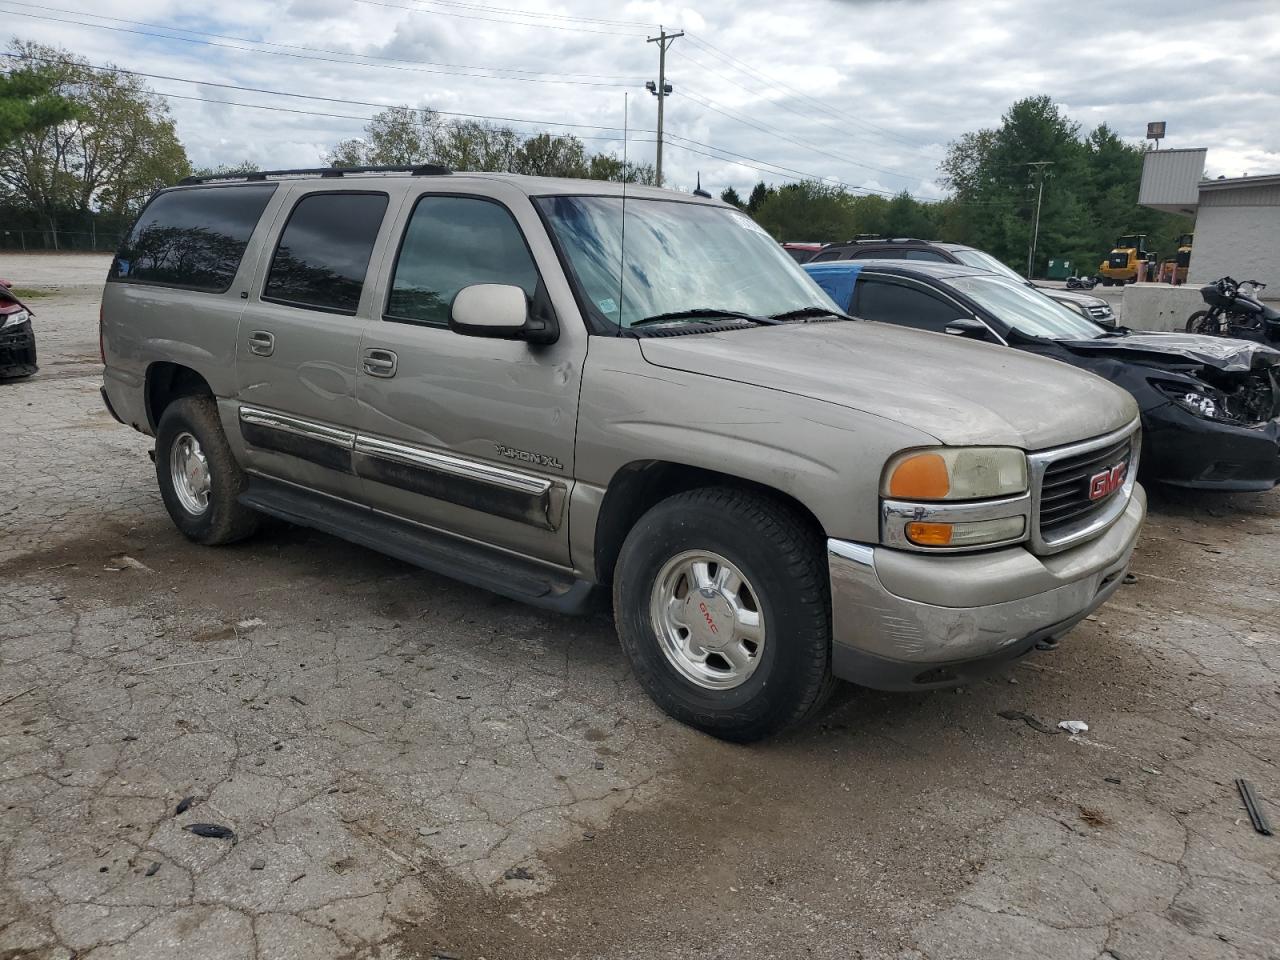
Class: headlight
882,447,1028,501
0,308,30,330
1152,380,1231,421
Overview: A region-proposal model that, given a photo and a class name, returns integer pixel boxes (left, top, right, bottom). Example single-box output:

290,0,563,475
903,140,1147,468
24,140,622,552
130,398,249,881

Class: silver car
100,167,1145,741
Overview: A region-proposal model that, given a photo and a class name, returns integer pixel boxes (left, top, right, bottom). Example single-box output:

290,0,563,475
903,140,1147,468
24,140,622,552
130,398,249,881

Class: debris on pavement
1078,805,1111,827
997,710,1058,735
185,823,236,841
144,862,160,877
418,827,441,837
1058,720,1090,735
503,866,535,881
1123,573,1139,585
175,795,194,815
1236,778,1274,836
250,856,266,870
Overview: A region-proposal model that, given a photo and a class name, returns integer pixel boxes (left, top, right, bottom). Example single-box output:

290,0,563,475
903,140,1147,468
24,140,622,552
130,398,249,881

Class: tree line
2,39,1191,273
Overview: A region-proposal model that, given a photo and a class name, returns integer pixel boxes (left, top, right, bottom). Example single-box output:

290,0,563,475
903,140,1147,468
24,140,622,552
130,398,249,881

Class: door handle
247,331,275,357
362,348,398,378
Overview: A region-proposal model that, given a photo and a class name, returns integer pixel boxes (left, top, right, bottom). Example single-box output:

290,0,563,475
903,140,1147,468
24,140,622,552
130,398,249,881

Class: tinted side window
386,196,538,327
904,250,949,262
854,278,964,333
263,192,388,315
812,249,844,262
109,185,276,292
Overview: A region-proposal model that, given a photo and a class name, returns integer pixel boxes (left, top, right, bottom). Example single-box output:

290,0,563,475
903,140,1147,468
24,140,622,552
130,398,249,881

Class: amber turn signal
905,521,953,546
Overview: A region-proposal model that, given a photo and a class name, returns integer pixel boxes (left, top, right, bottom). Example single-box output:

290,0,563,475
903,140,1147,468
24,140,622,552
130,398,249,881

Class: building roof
1199,173,1280,193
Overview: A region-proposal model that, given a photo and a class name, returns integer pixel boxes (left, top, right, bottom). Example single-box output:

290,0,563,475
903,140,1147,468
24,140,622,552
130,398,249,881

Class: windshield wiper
769,306,854,322
631,308,784,328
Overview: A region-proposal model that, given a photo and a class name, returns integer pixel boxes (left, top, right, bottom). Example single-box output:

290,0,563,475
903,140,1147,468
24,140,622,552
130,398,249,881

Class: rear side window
904,250,949,262
263,192,388,315
386,195,538,327
109,185,276,292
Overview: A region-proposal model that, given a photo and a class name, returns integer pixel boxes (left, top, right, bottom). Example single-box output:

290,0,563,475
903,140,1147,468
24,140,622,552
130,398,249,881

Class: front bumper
0,319,37,378
1143,402,1280,491
827,484,1146,690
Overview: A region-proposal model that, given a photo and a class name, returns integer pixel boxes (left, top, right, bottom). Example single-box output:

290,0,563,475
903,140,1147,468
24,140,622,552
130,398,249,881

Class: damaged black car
0,279,38,380
804,260,1280,491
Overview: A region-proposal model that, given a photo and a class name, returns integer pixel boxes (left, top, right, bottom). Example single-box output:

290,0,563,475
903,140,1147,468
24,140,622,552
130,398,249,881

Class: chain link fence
1,228,126,252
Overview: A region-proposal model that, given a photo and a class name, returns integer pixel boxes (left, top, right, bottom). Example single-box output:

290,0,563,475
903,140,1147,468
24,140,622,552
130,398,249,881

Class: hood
1059,331,1280,372
0,283,32,316
638,321,1138,450
1041,287,1106,308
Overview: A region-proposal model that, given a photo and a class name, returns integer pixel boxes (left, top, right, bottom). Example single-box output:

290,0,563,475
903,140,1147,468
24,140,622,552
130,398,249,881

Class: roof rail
178,164,452,186
839,236,929,245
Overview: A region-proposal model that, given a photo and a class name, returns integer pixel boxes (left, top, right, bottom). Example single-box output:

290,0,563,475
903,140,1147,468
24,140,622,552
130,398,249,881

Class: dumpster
1045,258,1072,280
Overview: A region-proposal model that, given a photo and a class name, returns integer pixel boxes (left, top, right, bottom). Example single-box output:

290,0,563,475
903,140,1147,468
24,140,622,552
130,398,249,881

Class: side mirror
0,279,12,289
944,318,991,340
449,283,557,344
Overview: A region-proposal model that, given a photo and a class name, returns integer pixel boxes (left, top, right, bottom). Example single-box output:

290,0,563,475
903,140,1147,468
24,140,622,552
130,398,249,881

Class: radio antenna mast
616,91,628,335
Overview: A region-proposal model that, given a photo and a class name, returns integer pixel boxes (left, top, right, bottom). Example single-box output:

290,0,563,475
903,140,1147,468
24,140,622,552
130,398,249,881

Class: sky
5,0,1280,198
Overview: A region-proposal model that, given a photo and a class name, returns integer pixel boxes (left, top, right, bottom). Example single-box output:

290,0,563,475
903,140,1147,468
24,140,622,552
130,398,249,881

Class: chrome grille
1028,420,1140,555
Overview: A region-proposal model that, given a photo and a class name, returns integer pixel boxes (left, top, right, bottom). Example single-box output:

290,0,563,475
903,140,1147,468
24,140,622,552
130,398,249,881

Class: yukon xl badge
495,443,563,471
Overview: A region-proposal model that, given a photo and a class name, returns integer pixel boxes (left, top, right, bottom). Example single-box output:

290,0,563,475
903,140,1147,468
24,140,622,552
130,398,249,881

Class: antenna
616,91,628,335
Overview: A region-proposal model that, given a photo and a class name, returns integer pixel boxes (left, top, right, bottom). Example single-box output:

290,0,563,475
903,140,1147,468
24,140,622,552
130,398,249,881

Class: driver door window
386,196,539,326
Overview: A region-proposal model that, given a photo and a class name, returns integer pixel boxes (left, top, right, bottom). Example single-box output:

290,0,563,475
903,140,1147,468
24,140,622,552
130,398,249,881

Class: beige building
1140,148,1280,291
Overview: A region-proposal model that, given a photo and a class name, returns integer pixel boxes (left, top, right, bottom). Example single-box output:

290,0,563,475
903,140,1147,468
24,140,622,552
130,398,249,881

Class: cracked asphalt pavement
2,253,1278,960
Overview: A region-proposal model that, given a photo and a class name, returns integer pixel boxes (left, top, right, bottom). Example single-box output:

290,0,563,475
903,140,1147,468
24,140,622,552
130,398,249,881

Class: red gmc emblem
1088,461,1127,500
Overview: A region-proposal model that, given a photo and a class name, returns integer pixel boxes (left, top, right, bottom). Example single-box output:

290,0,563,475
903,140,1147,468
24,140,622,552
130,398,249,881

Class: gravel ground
1,255,1277,960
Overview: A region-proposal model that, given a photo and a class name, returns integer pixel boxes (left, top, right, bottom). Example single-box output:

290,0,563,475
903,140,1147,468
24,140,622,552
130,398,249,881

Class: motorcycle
1065,275,1098,290
1186,276,1280,344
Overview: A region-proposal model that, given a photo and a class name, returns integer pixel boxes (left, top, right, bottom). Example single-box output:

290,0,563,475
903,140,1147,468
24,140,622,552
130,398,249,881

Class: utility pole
646,25,683,188
1025,161,1053,280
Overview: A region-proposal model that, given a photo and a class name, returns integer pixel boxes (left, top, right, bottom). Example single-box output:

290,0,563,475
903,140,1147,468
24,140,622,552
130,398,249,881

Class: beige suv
100,166,1146,741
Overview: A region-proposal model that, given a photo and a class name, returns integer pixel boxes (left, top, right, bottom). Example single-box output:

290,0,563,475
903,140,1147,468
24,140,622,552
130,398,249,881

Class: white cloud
6,0,1279,196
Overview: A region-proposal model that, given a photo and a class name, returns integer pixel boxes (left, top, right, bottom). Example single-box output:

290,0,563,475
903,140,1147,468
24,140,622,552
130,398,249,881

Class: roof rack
178,164,452,186
838,236,929,246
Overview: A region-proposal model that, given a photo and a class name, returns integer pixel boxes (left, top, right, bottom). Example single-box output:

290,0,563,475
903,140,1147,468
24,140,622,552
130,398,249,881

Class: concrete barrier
1121,283,1205,331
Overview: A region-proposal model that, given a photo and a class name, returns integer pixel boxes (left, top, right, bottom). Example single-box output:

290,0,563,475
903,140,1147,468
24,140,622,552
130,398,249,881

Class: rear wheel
613,487,835,742
155,396,259,545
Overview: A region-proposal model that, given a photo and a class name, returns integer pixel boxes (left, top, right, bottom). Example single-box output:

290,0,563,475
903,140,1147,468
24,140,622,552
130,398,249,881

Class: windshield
948,275,1105,340
949,247,1029,284
536,195,837,328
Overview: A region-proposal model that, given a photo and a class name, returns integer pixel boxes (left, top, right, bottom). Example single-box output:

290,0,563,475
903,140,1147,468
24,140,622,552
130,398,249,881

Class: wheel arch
589,459,826,588
145,361,215,431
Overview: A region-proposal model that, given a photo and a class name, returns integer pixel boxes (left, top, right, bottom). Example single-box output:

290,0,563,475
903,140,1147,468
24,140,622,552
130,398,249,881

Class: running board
239,477,597,615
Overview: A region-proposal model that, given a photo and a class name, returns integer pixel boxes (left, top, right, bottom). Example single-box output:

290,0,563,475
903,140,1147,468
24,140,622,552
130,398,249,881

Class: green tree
753,180,858,241
323,105,656,184
0,60,80,144
940,96,1191,276
746,181,774,214
188,160,260,180
0,40,189,240
720,186,744,208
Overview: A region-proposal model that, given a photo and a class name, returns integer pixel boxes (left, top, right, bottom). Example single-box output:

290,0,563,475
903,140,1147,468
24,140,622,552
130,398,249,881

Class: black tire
1186,310,1217,335
155,395,259,545
613,487,835,742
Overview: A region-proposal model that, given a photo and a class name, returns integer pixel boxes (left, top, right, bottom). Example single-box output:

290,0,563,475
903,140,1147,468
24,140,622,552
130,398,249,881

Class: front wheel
155,396,259,545
613,487,835,742
1186,310,1219,335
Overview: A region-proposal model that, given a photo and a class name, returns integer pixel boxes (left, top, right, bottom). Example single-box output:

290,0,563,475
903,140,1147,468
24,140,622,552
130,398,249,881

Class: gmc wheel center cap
686,589,733,650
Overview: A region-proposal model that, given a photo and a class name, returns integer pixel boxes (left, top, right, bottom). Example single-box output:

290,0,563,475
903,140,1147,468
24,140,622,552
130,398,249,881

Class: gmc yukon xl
99,167,1146,741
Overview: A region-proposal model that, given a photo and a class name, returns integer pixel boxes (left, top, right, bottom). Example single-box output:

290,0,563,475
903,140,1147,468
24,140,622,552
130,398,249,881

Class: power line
348,0,650,36
679,87,924,184
9,54,658,136
389,0,653,28
683,34,942,154
0,5,643,86
0,0,640,81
